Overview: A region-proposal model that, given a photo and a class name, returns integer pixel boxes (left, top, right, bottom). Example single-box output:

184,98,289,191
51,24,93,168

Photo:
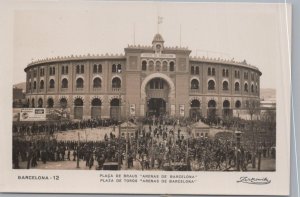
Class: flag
158,16,163,24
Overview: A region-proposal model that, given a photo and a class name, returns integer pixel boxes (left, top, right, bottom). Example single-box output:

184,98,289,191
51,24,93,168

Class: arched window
169,62,175,71
112,77,121,88
31,98,35,108
33,81,37,89
191,79,199,89
235,100,241,108
38,98,43,108
155,61,161,71
208,80,215,90
244,83,248,92
98,64,102,73
60,98,68,108
93,77,102,88
49,79,55,88
223,100,230,108
76,78,84,88
117,64,122,72
92,98,102,106
112,64,117,73
191,100,200,108
74,98,83,106
61,78,68,88
39,80,44,89
251,84,254,93
195,66,200,75
142,61,147,71
235,82,240,91
110,98,120,106
208,100,216,108
162,61,168,71
149,61,154,71
223,81,229,90
47,98,54,108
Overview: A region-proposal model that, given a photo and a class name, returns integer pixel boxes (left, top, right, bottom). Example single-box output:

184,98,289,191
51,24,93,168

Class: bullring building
24,33,261,120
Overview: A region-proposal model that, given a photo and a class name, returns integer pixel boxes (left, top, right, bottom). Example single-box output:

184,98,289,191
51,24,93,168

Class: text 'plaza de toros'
24,33,261,120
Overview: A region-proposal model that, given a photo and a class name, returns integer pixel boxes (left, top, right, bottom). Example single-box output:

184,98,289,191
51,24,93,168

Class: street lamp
234,130,243,148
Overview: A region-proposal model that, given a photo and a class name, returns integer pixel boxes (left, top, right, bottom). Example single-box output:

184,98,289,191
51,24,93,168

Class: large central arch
141,73,175,116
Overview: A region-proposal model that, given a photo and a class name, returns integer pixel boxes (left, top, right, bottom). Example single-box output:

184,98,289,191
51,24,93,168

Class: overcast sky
13,2,290,89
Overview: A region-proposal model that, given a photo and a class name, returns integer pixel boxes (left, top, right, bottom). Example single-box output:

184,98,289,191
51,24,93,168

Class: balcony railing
48,88,55,92
93,87,102,92
112,88,121,92
190,89,200,93
61,88,68,92
76,87,84,92
38,89,44,92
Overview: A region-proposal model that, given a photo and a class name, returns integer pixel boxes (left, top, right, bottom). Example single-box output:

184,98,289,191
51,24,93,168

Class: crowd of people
12,116,274,171
13,118,120,135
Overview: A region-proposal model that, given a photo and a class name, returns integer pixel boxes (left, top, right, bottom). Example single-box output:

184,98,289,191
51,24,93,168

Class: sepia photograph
0,1,291,195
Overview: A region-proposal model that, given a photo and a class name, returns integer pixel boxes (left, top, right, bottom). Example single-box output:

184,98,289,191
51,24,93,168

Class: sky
12,2,291,89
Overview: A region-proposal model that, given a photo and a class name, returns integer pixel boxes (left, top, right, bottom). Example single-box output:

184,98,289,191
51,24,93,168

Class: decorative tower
152,33,164,54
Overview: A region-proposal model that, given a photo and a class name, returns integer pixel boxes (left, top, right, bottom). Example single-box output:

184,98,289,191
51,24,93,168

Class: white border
0,1,291,195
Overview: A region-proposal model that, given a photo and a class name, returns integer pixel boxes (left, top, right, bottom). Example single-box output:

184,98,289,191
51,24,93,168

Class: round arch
141,73,175,102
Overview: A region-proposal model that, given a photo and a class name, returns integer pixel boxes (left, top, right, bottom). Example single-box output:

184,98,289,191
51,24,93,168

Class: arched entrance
47,98,54,108
145,77,170,117
38,98,43,108
190,99,201,120
74,98,83,119
60,98,68,109
91,98,102,119
223,100,232,117
110,98,120,120
207,100,217,120
147,98,166,117
141,73,175,116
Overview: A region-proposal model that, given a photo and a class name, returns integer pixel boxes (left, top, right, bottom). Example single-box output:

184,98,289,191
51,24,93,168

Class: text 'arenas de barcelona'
24,33,261,120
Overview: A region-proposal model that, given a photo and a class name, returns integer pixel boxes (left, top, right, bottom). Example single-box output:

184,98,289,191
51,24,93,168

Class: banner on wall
19,108,46,121
179,105,185,117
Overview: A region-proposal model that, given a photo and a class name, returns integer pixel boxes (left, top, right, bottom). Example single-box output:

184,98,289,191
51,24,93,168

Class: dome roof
152,33,164,43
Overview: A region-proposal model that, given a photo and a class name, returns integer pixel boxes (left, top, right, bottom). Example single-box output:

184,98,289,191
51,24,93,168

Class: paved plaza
15,125,276,171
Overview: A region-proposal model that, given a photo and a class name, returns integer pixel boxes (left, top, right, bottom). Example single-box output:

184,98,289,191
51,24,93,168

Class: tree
245,100,260,168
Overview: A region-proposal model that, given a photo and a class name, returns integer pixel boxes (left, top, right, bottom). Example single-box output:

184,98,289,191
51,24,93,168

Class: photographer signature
237,176,271,185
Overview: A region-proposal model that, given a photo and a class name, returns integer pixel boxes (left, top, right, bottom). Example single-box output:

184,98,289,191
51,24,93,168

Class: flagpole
180,24,182,47
133,23,136,45
157,16,159,33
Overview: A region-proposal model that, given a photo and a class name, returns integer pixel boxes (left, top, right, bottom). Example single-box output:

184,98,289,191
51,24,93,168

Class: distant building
13,87,26,108
24,33,262,120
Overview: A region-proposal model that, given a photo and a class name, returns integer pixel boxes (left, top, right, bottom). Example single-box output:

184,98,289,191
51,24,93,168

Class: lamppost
235,130,242,171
